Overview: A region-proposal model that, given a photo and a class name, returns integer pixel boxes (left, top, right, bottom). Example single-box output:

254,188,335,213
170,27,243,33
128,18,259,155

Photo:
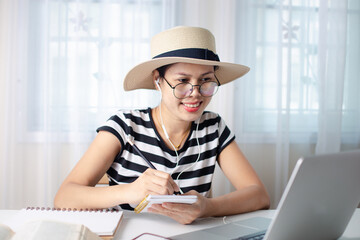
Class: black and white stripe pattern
97,108,235,210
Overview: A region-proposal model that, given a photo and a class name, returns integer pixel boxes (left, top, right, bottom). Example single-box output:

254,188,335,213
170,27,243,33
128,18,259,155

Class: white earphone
155,78,161,89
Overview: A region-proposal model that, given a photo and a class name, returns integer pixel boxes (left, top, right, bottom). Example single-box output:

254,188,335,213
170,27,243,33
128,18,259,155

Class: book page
12,220,101,240
5,208,123,236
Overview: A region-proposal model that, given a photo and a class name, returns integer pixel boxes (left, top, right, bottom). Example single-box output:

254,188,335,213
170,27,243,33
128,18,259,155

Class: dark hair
156,64,219,78
156,64,172,78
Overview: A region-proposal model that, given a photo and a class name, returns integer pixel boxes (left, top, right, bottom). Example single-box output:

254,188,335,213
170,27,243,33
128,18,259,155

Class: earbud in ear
155,78,161,89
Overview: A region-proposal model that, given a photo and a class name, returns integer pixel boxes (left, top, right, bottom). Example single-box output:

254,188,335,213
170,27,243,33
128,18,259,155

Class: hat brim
123,57,250,91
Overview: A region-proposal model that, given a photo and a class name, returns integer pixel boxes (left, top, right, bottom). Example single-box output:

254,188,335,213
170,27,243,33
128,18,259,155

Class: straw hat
123,26,250,91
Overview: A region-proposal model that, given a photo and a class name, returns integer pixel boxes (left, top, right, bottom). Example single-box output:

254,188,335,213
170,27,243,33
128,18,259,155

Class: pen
126,135,156,169
126,134,182,195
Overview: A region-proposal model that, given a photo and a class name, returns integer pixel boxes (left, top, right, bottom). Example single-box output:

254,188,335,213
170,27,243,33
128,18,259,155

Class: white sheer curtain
234,0,360,206
0,0,174,209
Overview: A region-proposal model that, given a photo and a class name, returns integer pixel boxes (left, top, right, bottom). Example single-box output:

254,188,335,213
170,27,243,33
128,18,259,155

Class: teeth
184,103,200,108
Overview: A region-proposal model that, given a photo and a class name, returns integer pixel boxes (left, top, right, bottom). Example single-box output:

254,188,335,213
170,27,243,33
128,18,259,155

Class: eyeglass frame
160,75,221,99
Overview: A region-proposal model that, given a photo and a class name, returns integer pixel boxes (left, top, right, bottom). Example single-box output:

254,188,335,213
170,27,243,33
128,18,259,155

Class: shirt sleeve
217,114,235,154
96,110,131,150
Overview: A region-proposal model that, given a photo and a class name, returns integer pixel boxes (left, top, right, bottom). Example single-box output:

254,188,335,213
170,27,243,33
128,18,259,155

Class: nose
190,85,202,97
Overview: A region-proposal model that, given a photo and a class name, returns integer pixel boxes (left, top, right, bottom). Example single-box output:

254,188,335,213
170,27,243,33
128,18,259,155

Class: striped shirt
97,108,235,210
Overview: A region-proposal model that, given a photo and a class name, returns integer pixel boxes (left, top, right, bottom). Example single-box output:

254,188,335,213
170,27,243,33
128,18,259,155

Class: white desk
1,209,360,239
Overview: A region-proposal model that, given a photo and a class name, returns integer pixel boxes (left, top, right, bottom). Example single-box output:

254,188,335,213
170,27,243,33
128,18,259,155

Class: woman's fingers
152,170,180,193
148,202,199,225
138,168,180,195
148,191,205,225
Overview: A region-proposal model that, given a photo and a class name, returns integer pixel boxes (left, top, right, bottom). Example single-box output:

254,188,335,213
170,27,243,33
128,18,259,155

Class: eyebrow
175,71,215,77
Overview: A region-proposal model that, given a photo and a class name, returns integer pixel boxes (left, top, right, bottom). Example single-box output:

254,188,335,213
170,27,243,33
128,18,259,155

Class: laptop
172,150,360,240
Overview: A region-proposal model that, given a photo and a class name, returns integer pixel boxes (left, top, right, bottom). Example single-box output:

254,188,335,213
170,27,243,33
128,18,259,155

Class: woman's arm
54,131,179,209
202,140,270,217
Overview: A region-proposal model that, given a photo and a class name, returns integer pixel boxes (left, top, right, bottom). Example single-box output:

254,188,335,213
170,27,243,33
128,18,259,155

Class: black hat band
153,48,220,62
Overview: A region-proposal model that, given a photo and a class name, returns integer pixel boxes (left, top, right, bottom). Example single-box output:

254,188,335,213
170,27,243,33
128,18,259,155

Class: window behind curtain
23,0,166,142
234,0,360,143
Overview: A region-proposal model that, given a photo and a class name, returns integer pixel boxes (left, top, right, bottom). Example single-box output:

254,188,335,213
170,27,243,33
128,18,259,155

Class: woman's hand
147,190,209,224
129,168,180,204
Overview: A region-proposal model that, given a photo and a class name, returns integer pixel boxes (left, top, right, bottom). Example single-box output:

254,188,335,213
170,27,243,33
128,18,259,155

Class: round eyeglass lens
200,81,218,96
174,83,193,98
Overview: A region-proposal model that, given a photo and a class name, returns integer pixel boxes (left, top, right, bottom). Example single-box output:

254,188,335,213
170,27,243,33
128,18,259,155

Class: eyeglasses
161,76,220,99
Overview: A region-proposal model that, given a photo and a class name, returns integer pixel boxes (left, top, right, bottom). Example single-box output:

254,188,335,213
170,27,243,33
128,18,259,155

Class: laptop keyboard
233,230,266,240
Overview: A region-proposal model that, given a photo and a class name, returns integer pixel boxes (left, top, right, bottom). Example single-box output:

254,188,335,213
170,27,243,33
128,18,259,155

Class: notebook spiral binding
25,207,121,212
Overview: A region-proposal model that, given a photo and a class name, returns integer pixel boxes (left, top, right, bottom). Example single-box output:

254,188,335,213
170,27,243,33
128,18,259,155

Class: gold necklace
154,108,190,150
173,129,190,150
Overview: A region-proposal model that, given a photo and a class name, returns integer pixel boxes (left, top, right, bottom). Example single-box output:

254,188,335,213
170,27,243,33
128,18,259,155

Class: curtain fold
1,0,28,209
316,0,348,154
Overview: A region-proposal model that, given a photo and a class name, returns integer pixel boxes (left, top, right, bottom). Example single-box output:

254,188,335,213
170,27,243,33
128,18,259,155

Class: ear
152,70,161,90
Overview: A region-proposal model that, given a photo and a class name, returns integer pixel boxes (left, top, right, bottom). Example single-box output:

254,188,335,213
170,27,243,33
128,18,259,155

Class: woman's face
156,62,216,122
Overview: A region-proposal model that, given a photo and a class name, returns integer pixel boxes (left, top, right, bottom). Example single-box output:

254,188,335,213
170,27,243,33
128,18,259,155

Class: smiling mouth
183,102,201,108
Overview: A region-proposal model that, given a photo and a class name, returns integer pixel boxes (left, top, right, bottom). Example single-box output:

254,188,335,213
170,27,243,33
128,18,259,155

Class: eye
178,78,190,83
201,76,216,83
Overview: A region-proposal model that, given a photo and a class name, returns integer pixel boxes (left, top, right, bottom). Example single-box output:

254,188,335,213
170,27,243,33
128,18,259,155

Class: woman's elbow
53,190,64,208
53,185,70,208
258,186,271,210
248,185,270,211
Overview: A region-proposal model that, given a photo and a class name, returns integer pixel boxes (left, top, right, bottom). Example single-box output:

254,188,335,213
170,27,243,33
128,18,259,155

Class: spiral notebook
5,207,123,240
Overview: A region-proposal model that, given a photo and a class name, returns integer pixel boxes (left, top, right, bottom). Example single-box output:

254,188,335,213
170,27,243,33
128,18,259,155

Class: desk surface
1,209,359,239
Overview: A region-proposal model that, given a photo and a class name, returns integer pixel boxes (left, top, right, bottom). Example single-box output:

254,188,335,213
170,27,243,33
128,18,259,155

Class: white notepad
6,208,123,237
134,195,197,213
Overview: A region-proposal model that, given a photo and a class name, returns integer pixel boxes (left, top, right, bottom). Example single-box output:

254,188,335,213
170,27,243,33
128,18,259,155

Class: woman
54,26,270,224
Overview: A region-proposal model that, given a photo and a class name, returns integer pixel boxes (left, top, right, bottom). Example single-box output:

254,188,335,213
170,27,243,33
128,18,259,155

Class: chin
181,109,205,122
